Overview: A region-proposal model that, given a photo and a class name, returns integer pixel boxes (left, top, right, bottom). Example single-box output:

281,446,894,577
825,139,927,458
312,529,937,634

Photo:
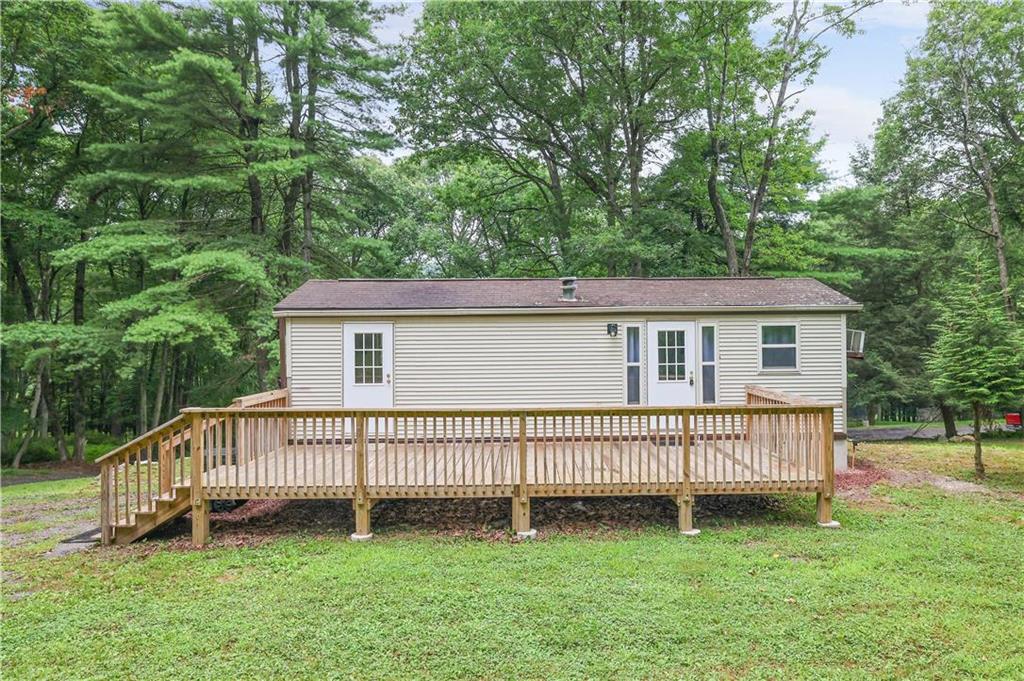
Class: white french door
646,322,697,406
343,323,394,409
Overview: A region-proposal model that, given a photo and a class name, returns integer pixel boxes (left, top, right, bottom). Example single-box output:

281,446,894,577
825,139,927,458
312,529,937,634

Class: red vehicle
1006,412,1022,431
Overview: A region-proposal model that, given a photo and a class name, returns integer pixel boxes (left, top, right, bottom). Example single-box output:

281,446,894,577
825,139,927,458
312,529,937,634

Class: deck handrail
744,385,827,406
94,414,188,464
180,403,838,417
231,388,290,409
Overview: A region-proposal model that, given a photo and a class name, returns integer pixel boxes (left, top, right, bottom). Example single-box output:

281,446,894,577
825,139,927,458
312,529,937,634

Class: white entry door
646,322,697,406
343,323,394,408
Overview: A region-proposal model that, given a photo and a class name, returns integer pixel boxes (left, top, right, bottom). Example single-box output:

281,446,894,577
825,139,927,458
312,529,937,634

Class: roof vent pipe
560,276,578,302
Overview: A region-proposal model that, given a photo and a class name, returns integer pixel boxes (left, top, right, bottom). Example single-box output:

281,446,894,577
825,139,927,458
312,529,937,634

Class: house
98,276,860,546
274,277,859,469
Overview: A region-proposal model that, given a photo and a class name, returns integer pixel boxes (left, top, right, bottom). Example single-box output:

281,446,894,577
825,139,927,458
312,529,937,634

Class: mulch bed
835,458,888,492
141,494,783,550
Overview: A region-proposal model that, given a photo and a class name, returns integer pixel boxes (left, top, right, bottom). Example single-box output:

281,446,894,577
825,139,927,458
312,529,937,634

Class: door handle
386,373,391,384
688,371,694,386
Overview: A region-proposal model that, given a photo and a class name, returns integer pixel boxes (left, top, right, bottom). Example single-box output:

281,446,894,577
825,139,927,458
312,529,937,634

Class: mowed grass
3,449,1024,680
857,437,1024,491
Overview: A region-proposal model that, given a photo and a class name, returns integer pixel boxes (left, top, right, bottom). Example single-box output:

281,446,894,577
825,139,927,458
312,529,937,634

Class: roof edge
273,304,862,318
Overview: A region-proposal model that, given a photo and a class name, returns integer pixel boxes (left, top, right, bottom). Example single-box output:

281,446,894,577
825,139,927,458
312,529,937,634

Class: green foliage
927,266,1024,411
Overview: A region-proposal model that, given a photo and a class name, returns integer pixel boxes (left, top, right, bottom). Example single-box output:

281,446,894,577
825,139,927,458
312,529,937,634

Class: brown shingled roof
274,277,859,312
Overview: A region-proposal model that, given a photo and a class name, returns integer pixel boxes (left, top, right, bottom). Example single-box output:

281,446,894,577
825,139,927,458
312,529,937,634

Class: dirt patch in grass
2,478,99,550
1,463,98,487
886,469,990,494
138,494,785,550
835,457,1001,510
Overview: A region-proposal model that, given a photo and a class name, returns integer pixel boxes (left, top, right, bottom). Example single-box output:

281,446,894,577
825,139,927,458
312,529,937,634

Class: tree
926,264,1024,477
692,0,874,275
1,0,398,465
399,1,703,275
879,0,1023,318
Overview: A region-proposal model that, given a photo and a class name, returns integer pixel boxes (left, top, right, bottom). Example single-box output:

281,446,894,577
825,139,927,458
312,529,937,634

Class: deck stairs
109,484,192,545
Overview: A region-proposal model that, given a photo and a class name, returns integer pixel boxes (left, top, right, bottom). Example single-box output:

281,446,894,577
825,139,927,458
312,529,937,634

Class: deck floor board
200,437,823,497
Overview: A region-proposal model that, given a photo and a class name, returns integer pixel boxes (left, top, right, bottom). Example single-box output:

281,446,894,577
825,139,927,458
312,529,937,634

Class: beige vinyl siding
287,312,847,434
289,318,343,407
712,313,846,431
394,317,631,408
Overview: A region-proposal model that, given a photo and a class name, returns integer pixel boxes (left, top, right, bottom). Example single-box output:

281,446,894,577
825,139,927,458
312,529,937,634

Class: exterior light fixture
607,323,619,337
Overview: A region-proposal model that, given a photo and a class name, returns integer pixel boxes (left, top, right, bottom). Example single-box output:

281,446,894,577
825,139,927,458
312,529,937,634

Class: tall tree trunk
939,403,958,439
707,156,740,276
151,342,169,429
72,231,88,462
11,364,45,468
165,348,178,422
740,0,801,275
280,6,303,261
46,388,69,463
702,53,739,276
302,53,318,266
137,367,149,437
3,232,36,320
978,152,1014,319
971,402,986,478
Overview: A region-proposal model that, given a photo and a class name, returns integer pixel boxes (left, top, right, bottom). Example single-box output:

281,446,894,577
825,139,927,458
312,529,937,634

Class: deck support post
350,415,373,541
816,492,839,529
352,499,373,541
513,414,536,539
100,463,112,545
190,413,210,546
191,498,210,545
512,495,534,539
677,411,699,536
817,410,840,529
676,494,700,536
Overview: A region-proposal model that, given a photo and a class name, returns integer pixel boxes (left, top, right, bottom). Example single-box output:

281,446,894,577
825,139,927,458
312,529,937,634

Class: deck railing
97,388,290,543
96,414,193,544
100,387,838,544
182,404,832,496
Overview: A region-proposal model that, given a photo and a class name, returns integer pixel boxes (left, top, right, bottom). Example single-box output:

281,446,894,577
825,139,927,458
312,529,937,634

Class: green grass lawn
857,438,1024,491
2,445,1023,679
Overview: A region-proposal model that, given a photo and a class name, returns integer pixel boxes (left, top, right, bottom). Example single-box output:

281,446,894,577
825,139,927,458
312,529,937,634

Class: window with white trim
700,325,716,403
760,324,797,370
625,325,641,404
656,329,687,381
353,332,384,384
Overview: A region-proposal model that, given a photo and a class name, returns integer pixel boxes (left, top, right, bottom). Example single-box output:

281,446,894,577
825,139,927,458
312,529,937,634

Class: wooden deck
201,436,822,499
97,387,839,545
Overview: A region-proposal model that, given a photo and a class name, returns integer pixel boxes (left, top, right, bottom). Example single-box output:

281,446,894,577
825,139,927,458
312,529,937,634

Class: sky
374,0,932,187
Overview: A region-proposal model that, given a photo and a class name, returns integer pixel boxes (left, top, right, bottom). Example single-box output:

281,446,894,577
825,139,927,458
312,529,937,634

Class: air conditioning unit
847,328,865,359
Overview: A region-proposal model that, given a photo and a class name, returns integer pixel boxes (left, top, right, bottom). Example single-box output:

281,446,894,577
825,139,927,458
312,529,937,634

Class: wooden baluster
134,451,141,519
145,442,153,511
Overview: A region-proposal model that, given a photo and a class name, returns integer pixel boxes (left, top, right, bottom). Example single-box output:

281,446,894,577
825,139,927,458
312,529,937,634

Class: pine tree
926,265,1024,477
